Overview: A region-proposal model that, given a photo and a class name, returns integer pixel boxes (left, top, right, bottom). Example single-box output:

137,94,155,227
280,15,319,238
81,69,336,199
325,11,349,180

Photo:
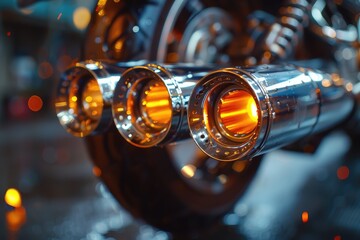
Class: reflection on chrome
55,60,145,137
188,64,355,161
112,64,212,147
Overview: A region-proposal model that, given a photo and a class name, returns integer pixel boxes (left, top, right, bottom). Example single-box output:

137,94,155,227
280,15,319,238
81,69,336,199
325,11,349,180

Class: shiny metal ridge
112,64,214,148
55,60,146,137
188,64,355,161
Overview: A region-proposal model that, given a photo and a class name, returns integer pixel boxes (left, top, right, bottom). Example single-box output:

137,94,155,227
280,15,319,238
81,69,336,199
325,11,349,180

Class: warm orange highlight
81,79,103,119
337,166,349,180
302,211,309,223
142,82,171,126
334,235,342,240
6,207,26,231
218,90,258,135
28,95,43,112
92,166,102,177
5,188,22,208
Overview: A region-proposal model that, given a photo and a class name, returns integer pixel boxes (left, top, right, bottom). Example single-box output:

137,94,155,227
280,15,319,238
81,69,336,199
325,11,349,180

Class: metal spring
259,0,312,63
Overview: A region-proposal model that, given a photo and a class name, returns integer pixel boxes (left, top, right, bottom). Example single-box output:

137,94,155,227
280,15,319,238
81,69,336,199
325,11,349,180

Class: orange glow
337,166,349,180
334,235,342,240
81,79,103,120
5,188,22,208
232,161,247,173
73,7,91,30
302,211,309,223
28,95,43,112
7,31,11,37
6,206,26,231
92,166,102,177
181,164,196,178
218,90,258,135
38,61,53,79
141,82,171,127
57,12,62,20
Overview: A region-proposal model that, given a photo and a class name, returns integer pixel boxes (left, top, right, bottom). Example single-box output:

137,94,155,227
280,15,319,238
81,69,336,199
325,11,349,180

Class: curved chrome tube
112,64,214,147
188,64,355,161
55,60,146,137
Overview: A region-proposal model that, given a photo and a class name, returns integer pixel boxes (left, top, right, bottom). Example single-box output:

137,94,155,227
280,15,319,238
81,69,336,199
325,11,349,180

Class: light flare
141,82,172,126
218,90,258,135
5,188,22,208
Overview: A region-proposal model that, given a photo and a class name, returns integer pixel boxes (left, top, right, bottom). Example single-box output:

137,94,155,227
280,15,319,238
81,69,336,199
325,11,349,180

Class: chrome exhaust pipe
55,60,146,137
188,64,355,161
112,64,214,148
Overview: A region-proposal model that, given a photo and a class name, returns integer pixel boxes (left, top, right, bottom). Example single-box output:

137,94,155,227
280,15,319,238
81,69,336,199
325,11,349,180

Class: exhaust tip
55,63,106,137
112,65,182,148
188,69,263,161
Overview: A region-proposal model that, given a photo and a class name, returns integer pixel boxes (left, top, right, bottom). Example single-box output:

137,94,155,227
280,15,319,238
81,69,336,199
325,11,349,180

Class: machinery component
251,0,313,63
81,0,264,233
310,0,358,44
162,6,234,64
55,60,145,137
309,0,359,84
51,0,360,235
188,64,355,161
112,64,212,147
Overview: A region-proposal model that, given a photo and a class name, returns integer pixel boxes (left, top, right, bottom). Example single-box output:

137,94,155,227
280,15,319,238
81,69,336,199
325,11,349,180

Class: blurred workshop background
0,1,137,239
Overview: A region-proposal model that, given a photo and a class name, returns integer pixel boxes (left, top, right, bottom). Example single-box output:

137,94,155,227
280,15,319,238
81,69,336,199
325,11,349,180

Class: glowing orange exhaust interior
141,82,172,127
217,89,258,135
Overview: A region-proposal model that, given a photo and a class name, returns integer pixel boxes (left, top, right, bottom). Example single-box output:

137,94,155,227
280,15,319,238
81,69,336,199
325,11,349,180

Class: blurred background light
337,166,350,180
73,7,91,30
5,188,22,208
27,95,43,112
302,211,309,223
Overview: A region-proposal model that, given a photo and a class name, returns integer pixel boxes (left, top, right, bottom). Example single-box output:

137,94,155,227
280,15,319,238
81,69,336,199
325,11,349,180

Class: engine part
112,64,212,147
55,60,146,137
247,0,313,63
81,0,263,233
188,64,355,161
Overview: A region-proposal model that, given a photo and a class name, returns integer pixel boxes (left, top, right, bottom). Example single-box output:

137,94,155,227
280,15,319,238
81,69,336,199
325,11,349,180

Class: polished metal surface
177,7,233,64
188,64,355,161
112,64,215,147
55,60,146,137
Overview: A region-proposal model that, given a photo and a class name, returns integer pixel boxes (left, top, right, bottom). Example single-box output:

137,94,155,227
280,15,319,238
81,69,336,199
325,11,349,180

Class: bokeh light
181,164,196,178
6,207,27,231
337,166,349,180
28,95,43,112
301,211,309,223
334,235,342,240
38,61,53,79
73,7,91,30
5,188,22,208
92,166,102,177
